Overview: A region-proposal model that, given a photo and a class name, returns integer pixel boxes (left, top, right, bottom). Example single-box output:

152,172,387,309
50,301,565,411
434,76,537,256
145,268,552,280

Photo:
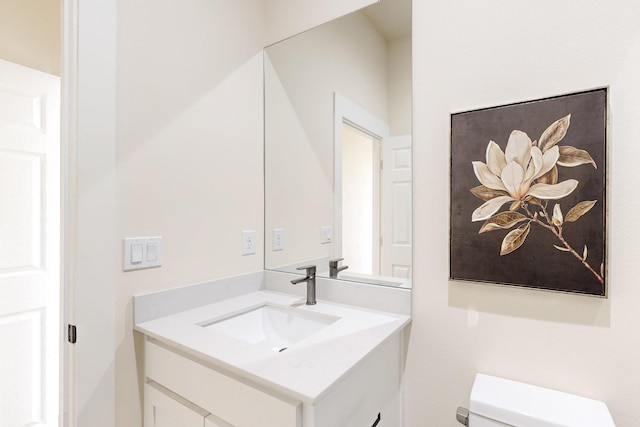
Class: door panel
0,309,44,426
381,135,412,279
0,59,60,427
0,151,43,273
0,87,47,132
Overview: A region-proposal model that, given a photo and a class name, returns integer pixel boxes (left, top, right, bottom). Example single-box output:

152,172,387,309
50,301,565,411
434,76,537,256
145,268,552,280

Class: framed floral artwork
449,89,607,296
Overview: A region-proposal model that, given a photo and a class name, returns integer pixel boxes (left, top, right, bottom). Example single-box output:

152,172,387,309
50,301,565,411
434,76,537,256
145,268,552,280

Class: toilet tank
465,374,615,427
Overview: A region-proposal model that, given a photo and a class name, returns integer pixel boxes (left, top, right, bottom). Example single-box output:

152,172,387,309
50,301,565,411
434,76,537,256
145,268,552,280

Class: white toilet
457,374,616,426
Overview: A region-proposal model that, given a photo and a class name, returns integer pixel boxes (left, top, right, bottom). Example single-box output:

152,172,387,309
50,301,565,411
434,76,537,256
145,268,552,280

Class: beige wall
114,1,265,425
265,0,375,45
388,35,411,136
0,0,60,75
405,1,640,426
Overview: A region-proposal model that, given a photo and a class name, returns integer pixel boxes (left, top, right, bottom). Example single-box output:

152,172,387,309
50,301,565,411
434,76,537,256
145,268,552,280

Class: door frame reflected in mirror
334,93,412,287
334,93,389,274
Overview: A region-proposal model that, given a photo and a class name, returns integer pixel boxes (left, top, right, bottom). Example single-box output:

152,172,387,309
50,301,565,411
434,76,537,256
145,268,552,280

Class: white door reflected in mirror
340,122,412,283
381,135,412,279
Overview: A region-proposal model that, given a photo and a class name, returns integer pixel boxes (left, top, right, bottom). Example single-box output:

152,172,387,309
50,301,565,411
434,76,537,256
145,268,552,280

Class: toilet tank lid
469,374,615,427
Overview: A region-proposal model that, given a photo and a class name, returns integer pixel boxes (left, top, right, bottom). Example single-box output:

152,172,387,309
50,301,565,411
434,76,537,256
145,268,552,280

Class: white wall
388,35,412,136
265,0,375,45
405,1,640,426
114,1,265,425
69,0,117,425
0,0,60,75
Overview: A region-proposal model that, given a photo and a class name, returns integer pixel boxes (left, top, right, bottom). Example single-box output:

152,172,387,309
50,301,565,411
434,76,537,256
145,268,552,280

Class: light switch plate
321,226,333,244
123,236,162,271
272,228,284,251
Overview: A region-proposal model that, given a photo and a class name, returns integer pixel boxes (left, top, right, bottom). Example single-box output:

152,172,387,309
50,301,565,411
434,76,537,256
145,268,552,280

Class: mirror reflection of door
341,122,381,275
341,122,412,280
381,135,412,279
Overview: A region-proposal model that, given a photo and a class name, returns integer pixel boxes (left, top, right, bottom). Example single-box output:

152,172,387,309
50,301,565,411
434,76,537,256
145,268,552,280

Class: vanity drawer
145,339,301,427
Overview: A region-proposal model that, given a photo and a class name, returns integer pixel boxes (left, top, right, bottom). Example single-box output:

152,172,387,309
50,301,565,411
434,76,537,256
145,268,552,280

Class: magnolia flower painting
450,90,607,296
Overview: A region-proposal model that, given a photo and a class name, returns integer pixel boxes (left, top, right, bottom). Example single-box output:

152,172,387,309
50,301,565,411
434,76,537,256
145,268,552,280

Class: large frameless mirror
264,0,412,288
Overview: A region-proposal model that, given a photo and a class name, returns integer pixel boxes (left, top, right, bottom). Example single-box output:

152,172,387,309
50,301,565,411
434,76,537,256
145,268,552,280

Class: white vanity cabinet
143,332,403,427
205,415,232,427
137,287,410,427
302,332,403,427
145,380,235,427
144,381,207,427
144,339,301,427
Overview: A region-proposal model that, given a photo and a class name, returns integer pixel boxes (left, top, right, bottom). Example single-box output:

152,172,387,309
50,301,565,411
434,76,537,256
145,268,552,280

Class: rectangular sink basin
202,304,340,352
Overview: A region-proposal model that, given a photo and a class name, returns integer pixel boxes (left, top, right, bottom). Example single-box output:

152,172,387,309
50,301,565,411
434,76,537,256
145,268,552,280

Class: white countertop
135,289,410,404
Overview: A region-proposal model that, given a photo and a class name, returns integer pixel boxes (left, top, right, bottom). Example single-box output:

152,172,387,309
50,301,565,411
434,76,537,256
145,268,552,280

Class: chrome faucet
291,265,317,305
329,258,349,278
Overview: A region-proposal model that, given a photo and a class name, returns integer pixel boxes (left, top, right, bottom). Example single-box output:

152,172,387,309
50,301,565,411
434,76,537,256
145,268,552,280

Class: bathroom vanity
134,272,411,427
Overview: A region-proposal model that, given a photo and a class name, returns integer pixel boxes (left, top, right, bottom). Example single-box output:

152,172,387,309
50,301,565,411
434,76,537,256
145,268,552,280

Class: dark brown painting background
450,89,607,296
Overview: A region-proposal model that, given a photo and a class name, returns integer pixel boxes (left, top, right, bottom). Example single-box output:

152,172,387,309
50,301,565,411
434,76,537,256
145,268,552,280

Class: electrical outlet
272,228,284,251
320,226,333,244
242,230,256,255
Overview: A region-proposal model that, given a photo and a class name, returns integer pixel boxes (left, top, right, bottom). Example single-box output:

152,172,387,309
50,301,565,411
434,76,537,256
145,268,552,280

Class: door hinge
68,324,77,344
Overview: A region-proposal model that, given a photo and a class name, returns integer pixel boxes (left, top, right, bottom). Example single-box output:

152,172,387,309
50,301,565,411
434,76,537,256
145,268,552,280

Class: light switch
146,243,158,262
123,236,162,271
131,244,143,263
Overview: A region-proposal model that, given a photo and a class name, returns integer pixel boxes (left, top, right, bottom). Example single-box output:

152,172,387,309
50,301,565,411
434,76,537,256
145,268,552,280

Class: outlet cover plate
272,228,284,251
320,226,333,244
242,230,257,255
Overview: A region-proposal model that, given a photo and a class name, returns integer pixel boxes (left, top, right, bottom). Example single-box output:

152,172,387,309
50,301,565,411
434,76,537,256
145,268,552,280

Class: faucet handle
296,265,316,276
328,258,344,267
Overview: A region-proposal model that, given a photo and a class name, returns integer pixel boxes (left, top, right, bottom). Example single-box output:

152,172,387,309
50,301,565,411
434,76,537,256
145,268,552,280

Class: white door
0,59,60,426
380,135,411,279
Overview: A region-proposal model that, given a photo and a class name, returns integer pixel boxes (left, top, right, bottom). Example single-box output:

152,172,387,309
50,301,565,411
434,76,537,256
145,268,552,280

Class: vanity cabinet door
145,339,301,427
205,414,233,427
144,381,208,427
